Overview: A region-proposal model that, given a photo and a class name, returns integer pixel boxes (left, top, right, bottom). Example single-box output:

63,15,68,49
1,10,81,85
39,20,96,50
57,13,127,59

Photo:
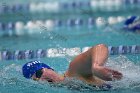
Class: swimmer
124,16,140,32
22,44,122,88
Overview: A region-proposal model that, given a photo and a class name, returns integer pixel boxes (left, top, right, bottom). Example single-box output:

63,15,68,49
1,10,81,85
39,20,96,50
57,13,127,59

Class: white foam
47,47,81,57
66,47,81,56
47,48,65,57
82,47,91,52
107,56,140,89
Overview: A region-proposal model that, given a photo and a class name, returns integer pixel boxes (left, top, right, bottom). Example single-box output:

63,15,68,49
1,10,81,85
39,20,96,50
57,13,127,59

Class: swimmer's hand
93,66,123,81
104,68,123,81
111,70,123,80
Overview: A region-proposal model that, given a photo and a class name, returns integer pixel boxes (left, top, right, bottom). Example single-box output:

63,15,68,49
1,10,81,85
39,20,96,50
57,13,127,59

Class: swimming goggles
35,68,54,82
35,68,43,79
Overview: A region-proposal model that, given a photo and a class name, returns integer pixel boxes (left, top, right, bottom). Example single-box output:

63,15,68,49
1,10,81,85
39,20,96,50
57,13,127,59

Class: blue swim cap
124,16,140,32
22,60,53,79
125,16,137,25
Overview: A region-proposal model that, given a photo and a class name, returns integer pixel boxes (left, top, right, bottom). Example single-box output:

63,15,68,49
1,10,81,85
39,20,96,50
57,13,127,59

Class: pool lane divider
0,16,127,36
0,45,140,61
0,0,139,14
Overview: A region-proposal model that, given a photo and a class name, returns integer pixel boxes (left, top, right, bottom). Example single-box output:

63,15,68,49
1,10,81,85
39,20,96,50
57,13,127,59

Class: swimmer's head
22,60,64,82
125,16,137,25
22,60,53,79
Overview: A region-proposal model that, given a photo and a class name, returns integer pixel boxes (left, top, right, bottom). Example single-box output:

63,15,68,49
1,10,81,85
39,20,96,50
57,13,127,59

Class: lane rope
0,16,127,36
0,0,139,14
0,45,140,60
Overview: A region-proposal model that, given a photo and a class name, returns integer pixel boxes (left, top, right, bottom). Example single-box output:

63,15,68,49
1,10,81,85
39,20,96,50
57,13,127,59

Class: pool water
0,1,140,93
0,26,140,93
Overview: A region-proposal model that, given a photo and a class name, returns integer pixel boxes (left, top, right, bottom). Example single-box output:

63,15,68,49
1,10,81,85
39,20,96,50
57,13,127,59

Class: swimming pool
0,0,140,93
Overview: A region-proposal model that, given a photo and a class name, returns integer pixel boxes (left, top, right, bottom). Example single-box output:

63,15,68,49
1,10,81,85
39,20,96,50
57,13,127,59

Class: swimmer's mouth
45,78,53,83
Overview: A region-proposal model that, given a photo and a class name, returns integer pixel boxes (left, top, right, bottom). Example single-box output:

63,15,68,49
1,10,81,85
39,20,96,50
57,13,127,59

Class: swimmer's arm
93,66,123,81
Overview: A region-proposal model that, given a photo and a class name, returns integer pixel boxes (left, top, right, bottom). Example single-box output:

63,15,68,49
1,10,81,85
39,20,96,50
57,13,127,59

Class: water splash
0,55,140,92
106,55,140,90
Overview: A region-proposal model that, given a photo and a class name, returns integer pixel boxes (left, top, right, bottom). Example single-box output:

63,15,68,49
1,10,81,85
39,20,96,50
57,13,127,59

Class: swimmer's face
32,68,64,82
